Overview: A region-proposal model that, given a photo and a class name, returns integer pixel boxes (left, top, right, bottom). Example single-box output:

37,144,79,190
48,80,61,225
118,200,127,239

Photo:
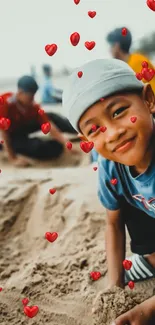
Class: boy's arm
105,208,126,288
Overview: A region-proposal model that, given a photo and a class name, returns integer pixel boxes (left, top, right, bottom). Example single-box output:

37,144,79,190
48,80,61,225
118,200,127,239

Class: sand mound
0,166,154,325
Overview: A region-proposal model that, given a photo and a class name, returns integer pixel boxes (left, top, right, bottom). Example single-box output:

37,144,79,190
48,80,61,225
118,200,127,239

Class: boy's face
18,90,34,106
79,85,155,168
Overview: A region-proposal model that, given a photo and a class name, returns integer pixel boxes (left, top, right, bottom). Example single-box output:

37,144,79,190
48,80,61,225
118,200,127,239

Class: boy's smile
79,84,155,174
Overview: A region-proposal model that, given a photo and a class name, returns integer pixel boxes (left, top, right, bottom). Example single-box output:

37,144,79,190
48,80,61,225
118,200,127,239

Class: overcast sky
0,0,154,78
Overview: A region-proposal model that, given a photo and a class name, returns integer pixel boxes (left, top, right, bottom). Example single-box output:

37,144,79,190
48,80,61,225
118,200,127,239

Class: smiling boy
63,58,155,288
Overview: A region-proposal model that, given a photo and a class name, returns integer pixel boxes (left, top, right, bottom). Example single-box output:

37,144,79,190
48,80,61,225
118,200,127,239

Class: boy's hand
112,296,155,325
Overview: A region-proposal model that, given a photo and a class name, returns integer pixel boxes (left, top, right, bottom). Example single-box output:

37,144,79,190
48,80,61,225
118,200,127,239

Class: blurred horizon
0,0,155,80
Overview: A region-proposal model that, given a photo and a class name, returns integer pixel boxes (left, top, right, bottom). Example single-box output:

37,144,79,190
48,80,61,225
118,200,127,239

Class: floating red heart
122,28,127,36
41,122,51,134
128,281,135,289
24,306,39,318
141,68,155,81
66,141,72,150
0,287,3,292
49,188,56,195
93,167,98,171
45,232,58,243
122,259,132,270
91,124,97,132
77,71,83,78
80,141,94,153
0,140,4,144
22,298,29,306
0,117,11,130
74,0,80,4
141,61,148,68
110,178,118,185
90,271,101,281
100,98,104,102
45,44,58,56
100,126,107,133
135,72,143,81
147,0,155,11
70,32,80,46
0,96,4,105
38,109,44,116
130,116,137,123
85,41,96,50
88,11,96,18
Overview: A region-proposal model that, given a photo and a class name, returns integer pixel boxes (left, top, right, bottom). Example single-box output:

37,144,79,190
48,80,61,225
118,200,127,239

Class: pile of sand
0,160,154,325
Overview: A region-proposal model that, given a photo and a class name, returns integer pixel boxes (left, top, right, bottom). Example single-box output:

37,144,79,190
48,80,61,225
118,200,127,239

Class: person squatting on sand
0,76,77,167
63,58,155,324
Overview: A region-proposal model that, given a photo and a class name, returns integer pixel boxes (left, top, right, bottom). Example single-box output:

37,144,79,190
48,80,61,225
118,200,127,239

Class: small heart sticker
0,96,4,105
110,178,118,185
147,0,155,11
93,167,98,171
70,32,80,46
141,61,148,68
24,306,39,318
80,141,94,153
45,232,58,243
77,71,83,78
45,44,58,56
0,117,11,130
22,298,29,306
84,41,96,51
38,109,45,116
141,67,155,81
91,124,97,132
0,287,3,292
90,271,101,281
130,116,137,123
49,188,56,195
74,0,80,4
122,27,127,36
123,259,132,270
100,126,107,133
128,281,135,289
41,122,51,134
135,72,143,81
88,11,96,18
66,141,72,150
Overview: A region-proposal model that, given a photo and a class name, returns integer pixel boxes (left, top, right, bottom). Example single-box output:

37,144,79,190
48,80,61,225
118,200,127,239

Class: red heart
80,141,94,153
100,126,107,133
130,116,137,123
91,124,97,132
128,281,135,289
45,232,58,242
45,44,58,56
141,61,148,68
141,67,155,81
0,117,11,130
0,96,4,105
122,259,132,270
100,98,104,102
22,298,29,306
0,140,4,144
90,271,101,281
24,306,39,318
110,178,118,185
0,287,3,292
121,28,127,36
41,122,51,134
77,71,83,78
85,41,96,50
70,32,80,46
0,170,1,173
38,109,44,116
93,167,98,171
74,0,80,4
88,11,96,18
66,141,72,150
147,0,155,11
49,188,56,195
135,72,143,81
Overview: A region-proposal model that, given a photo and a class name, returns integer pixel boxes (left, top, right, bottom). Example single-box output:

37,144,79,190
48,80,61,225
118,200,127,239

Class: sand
0,139,155,325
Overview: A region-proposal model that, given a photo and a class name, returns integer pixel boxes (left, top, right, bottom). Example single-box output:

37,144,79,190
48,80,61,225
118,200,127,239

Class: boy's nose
105,126,126,145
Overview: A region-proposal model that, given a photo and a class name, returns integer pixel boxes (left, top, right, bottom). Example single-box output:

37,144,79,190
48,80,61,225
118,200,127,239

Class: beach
0,80,155,325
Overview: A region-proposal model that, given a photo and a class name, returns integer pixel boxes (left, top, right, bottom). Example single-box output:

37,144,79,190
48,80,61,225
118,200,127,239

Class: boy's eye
113,106,128,118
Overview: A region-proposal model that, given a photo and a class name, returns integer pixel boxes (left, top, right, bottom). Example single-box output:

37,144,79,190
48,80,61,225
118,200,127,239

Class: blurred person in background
41,64,62,104
0,75,77,167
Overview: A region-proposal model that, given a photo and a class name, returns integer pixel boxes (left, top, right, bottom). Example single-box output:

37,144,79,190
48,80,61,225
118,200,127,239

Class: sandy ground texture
0,132,155,324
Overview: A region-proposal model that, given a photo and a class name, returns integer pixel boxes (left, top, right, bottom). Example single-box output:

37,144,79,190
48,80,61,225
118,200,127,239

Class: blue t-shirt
98,154,155,218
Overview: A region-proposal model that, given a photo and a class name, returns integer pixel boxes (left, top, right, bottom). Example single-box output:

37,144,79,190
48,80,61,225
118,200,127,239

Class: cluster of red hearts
147,0,155,11
136,61,155,82
45,0,97,57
